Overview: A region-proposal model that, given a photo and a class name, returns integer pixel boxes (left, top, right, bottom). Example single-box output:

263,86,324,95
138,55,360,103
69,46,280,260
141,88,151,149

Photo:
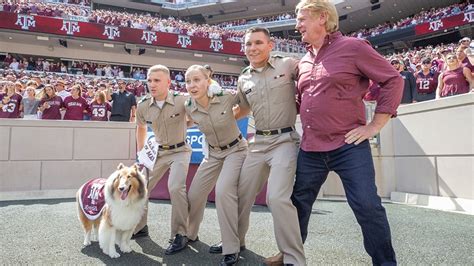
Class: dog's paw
108,250,120,258
120,244,132,253
83,240,92,246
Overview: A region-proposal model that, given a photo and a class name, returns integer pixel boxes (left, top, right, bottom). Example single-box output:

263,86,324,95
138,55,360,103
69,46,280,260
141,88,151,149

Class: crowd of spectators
2,53,239,88
1,0,91,18
0,66,240,120
364,37,474,104
0,69,145,120
215,12,296,28
1,0,306,52
349,2,471,39
1,38,472,121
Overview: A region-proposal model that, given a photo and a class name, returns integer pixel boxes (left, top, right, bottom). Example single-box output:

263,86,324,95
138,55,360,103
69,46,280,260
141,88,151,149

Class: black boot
220,253,239,265
165,234,188,255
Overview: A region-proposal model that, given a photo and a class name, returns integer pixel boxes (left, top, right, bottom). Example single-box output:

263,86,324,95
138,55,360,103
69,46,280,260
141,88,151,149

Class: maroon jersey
0,93,22,118
90,101,111,121
78,178,107,220
416,71,439,94
135,84,146,97
441,67,470,97
40,96,63,120
63,96,89,120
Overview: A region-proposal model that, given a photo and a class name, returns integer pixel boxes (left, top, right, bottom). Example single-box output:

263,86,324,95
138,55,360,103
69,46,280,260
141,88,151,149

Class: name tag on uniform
221,111,227,115
274,74,285,79
245,89,252,94
170,113,180,118
146,121,152,124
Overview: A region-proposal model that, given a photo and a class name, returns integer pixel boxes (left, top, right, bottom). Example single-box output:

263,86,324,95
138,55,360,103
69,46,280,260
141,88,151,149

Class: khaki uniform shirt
237,55,299,131
185,91,241,148
136,91,189,148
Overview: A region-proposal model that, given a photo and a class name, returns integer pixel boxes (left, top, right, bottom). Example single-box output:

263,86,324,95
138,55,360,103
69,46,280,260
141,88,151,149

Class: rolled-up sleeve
355,40,403,116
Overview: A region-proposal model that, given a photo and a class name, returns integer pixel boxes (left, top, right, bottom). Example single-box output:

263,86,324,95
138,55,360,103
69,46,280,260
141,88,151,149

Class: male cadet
134,64,192,255
233,27,306,265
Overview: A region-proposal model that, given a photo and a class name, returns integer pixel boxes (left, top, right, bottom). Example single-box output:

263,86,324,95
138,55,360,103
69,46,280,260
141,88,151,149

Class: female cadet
184,65,247,266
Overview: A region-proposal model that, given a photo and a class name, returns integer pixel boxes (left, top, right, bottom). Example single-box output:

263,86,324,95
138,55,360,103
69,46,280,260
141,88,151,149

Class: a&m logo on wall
15,14,36,30
177,35,192,48
240,43,245,53
464,11,474,23
61,20,80,35
428,20,443,32
103,26,120,40
210,39,224,52
142,31,157,44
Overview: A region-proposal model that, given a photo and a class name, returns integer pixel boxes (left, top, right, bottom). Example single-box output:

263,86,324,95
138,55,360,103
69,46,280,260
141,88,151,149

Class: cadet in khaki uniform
135,65,192,255
235,27,306,265
184,65,247,266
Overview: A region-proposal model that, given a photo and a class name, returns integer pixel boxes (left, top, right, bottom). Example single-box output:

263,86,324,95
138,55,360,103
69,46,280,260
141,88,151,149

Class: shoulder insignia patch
241,66,251,74
185,99,192,107
138,96,150,104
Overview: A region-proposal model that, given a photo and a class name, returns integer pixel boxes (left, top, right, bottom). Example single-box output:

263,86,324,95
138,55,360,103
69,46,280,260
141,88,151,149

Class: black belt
159,141,186,150
256,127,294,136
209,134,242,151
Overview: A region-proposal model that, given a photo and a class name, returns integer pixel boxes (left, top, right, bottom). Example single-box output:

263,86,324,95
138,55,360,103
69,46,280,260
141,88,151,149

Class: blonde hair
147,64,170,78
39,84,56,100
185,65,210,80
296,0,339,33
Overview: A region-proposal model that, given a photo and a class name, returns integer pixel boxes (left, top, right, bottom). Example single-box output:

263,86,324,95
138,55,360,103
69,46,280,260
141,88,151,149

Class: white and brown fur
76,163,147,258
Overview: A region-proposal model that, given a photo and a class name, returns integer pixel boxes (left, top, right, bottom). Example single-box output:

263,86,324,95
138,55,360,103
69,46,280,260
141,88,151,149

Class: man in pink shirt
288,0,403,265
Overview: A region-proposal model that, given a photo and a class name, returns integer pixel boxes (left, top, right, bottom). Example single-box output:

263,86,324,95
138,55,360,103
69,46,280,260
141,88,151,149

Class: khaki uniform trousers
238,132,306,265
187,140,247,255
135,147,192,238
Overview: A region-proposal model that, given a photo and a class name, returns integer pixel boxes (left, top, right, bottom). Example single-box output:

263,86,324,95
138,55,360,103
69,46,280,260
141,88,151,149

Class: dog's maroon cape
78,178,107,220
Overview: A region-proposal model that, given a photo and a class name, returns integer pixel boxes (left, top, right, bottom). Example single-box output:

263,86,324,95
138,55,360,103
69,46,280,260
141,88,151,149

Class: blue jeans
291,140,396,265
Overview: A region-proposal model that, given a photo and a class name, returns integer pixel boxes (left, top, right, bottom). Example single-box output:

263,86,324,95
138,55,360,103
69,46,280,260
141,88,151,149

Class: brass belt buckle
262,130,272,136
162,145,170,149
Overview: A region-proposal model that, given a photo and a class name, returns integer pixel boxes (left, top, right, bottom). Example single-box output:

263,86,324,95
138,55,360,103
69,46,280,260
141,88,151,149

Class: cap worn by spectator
459,37,471,43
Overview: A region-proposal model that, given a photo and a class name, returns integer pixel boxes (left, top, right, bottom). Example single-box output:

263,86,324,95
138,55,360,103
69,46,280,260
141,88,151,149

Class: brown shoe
264,252,284,266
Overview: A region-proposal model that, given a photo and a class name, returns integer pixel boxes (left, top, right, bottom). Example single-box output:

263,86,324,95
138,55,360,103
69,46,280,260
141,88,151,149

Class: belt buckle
162,145,170,149
262,130,272,136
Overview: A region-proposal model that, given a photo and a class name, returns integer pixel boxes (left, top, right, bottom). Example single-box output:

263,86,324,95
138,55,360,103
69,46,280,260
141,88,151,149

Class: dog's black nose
119,187,125,192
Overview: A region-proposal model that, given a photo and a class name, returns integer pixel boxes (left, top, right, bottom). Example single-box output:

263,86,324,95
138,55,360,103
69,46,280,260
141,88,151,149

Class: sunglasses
422,62,431,65
446,56,456,60
391,62,399,65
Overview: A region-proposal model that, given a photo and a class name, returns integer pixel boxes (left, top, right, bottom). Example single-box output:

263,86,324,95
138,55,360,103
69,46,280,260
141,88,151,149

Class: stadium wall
0,120,137,198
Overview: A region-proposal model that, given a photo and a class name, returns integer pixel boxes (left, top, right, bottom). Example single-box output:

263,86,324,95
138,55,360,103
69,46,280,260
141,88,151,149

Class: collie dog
76,163,147,258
